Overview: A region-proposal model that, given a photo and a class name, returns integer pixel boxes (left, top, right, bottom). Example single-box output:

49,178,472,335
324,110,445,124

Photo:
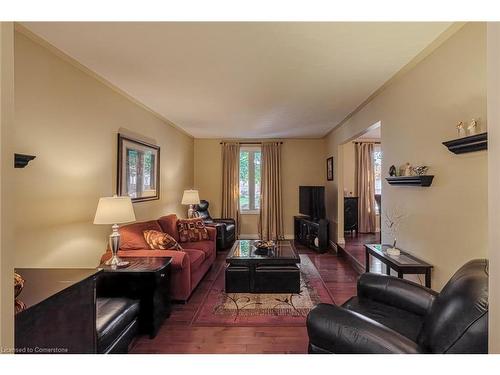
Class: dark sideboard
15,268,101,354
344,196,358,234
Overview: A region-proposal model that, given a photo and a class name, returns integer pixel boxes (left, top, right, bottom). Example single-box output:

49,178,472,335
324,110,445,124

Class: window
239,147,261,212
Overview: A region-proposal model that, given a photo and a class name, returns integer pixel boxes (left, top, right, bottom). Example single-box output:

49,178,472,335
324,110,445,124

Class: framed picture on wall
117,134,160,202
326,156,334,181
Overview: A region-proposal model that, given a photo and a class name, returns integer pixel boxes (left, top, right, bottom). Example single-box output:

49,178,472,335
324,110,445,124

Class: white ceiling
22,22,451,139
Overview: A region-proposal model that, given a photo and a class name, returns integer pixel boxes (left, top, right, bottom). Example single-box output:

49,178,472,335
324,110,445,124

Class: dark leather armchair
307,259,488,354
195,200,236,250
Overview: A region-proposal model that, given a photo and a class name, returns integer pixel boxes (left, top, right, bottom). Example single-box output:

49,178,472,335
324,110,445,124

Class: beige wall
12,30,194,268
194,139,325,237
1,22,15,351
325,23,487,290
487,21,500,354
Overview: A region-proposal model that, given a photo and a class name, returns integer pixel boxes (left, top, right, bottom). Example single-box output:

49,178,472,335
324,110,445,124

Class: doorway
339,123,382,273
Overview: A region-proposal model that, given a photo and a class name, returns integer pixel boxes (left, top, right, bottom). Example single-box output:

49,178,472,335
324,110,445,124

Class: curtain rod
219,141,283,145
353,141,381,144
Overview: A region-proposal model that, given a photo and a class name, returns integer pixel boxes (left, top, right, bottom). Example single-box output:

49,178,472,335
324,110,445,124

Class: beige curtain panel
259,142,284,241
221,142,241,236
355,142,377,233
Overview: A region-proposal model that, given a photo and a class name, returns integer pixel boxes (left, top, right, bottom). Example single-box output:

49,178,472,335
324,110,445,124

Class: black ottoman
96,297,140,354
225,266,250,293
255,265,301,293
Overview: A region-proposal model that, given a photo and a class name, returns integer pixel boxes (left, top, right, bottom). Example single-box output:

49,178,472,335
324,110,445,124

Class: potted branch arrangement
384,207,407,256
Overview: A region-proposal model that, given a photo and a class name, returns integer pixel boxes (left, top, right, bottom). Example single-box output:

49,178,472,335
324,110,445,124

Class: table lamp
94,195,136,267
181,189,200,218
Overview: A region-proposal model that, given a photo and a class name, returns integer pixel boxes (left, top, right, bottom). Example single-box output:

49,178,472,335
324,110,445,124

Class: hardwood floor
130,242,360,354
340,232,384,273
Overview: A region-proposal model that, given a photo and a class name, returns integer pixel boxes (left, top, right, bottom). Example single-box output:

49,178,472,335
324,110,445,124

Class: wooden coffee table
225,240,301,293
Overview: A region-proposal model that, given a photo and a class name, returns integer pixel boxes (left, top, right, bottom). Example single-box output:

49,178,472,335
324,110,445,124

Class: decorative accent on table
384,207,407,256
14,272,26,313
386,175,434,187
117,134,160,202
442,132,488,154
254,240,275,250
94,195,137,268
326,156,334,181
14,153,36,168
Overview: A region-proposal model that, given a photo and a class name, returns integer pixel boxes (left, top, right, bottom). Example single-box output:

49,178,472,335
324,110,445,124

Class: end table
365,244,433,288
97,257,172,338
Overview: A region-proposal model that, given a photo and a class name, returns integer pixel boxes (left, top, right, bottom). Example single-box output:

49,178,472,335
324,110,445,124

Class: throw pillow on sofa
177,218,209,243
143,230,183,250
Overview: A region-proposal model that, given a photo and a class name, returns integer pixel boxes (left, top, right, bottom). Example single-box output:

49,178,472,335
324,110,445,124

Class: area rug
192,254,335,326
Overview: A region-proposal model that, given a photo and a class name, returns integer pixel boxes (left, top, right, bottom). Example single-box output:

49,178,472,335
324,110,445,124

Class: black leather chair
96,297,140,354
307,259,488,354
195,200,236,250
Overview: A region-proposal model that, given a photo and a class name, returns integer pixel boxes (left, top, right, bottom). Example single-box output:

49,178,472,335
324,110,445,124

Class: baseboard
329,240,339,254
336,242,365,275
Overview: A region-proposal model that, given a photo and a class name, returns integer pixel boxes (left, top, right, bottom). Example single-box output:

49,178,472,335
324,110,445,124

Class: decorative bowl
253,240,275,250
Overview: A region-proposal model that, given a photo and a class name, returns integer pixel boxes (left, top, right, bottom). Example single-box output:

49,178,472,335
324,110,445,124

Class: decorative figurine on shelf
467,118,478,136
385,207,407,256
412,165,429,176
402,162,412,177
389,165,397,177
457,121,466,138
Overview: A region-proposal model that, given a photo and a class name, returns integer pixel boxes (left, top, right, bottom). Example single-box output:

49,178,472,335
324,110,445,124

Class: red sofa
101,214,216,302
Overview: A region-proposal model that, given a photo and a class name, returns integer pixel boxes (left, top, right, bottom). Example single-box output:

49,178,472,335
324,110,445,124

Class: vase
386,238,400,256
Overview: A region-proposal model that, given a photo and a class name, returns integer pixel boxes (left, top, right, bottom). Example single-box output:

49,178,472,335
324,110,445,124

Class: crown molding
323,22,467,139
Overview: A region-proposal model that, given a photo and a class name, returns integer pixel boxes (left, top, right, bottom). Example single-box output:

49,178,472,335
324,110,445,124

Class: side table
97,257,172,338
365,244,433,288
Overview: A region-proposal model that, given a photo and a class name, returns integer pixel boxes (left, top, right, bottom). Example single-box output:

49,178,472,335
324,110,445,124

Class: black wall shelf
442,132,487,154
14,153,36,168
386,175,434,187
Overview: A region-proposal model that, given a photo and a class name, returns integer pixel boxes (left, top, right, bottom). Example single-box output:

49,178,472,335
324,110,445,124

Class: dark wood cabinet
344,197,358,234
15,268,100,354
96,257,172,338
294,216,329,253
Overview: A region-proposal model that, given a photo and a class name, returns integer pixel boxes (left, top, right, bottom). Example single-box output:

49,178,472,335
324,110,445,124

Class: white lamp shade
181,189,200,205
93,196,136,225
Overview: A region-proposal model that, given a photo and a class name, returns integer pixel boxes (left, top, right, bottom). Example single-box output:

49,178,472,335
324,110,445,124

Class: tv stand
294,216,329,253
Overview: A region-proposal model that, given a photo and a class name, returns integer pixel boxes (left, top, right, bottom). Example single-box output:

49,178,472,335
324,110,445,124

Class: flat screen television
299,186,326,220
